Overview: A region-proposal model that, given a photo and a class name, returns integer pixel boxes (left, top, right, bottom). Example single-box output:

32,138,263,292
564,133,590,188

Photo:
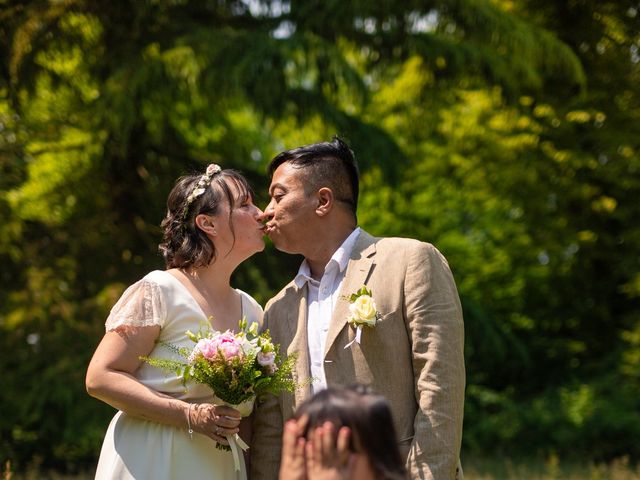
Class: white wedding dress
94,270,263,480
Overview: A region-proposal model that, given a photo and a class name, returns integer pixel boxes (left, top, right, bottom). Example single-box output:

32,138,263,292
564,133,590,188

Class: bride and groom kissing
86,137,465,480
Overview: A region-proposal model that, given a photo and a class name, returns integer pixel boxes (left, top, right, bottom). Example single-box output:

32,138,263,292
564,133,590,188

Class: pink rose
218,342,242,360
211,332,243,360
195,338,218,360
257,351,277,374
257,351,275,366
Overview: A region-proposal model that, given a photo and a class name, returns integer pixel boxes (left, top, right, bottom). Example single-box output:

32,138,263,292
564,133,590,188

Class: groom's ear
315,187,334,217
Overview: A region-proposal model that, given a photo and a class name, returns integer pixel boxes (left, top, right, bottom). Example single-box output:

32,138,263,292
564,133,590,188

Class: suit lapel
285,284,312,406
323,232,377,356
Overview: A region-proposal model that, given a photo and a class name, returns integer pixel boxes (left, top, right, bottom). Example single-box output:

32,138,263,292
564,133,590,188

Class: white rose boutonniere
344,286,382,349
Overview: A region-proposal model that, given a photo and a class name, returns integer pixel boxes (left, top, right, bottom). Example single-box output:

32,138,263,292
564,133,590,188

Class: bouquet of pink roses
143,317,296,476
143,317,296,423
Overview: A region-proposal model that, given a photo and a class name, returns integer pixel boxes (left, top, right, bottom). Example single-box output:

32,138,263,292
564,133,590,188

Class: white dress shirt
293,227,361,394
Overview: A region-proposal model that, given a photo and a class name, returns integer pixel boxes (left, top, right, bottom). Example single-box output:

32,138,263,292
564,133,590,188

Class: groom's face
263,162,317,254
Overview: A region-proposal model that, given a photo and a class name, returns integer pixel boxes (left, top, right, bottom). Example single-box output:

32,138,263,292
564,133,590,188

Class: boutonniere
343,286,382,349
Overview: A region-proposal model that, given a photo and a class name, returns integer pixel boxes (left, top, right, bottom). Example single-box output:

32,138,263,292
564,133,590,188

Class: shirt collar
293,227,361,289
293,261,313,289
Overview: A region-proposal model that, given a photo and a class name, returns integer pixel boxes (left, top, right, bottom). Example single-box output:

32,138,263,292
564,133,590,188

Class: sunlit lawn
4,456,640,479
463,455,640,480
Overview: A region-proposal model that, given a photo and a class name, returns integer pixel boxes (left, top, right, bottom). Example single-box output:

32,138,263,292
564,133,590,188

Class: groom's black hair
268,136,359,216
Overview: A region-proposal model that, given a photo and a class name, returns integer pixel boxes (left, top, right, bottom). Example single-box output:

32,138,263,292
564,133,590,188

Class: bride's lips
263,223,275,235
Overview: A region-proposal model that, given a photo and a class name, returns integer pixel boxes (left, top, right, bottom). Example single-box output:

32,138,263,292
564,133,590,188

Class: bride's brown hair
158,169,254,269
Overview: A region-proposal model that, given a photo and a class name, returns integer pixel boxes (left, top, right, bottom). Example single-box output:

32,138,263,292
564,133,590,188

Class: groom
252,137,465,479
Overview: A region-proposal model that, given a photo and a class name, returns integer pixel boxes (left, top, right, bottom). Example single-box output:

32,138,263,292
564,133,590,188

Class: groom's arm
404,242,465,480
251,308,284,480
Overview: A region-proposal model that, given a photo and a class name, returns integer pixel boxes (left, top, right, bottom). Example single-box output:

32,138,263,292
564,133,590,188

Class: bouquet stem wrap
214,395,254,479
227,433,249,479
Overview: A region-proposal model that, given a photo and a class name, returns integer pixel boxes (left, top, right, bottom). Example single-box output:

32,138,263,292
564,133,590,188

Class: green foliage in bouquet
141,318,297,407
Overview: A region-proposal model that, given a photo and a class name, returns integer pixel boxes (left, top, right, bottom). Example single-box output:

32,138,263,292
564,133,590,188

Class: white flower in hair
206,164,222,176
182,163,222,221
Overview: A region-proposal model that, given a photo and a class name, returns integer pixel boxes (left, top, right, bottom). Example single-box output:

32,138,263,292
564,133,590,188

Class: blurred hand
279,416,308,480
306,422,353,480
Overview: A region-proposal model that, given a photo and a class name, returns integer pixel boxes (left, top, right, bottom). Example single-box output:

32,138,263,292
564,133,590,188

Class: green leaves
0,0,638,472
348,285,373,302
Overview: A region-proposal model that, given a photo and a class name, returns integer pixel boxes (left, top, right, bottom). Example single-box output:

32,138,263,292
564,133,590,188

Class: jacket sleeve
404,242,465,480
250,307,284,480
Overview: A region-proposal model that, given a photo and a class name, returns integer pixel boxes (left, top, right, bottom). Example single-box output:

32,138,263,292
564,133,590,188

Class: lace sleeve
105,279,167,331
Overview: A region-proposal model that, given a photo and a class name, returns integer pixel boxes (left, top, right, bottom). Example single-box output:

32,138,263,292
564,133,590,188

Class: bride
86,164,265,479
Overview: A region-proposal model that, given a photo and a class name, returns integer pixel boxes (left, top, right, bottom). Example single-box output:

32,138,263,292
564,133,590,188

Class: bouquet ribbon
214,395,254,479
226,432,249,479
344,325,363,349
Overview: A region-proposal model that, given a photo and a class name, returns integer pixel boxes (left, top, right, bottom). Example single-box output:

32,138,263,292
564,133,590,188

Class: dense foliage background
1,0,639,474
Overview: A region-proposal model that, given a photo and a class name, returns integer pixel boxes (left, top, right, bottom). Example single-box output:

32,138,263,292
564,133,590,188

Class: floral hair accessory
344,285,382,349
182,163,222,221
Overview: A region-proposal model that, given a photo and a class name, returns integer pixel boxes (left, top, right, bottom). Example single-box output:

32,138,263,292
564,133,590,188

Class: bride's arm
85,325,240,443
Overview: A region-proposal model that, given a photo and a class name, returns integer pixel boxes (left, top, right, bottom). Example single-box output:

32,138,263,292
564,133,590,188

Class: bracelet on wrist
187,403,196,439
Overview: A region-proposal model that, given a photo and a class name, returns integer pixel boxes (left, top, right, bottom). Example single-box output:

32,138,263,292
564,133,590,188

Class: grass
2,461,91,480
463,455,640,480
4,457,640,479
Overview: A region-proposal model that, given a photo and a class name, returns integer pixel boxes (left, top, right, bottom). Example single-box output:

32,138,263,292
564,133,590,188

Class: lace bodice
103,270,263,399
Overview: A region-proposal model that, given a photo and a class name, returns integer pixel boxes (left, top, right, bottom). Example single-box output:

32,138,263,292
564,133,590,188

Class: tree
1,0,608,473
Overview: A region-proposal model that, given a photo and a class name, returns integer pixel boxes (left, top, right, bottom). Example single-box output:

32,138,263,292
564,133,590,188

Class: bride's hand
189,403,241,444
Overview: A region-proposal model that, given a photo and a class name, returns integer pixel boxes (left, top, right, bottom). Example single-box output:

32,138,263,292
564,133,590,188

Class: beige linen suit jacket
251,231,465,480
